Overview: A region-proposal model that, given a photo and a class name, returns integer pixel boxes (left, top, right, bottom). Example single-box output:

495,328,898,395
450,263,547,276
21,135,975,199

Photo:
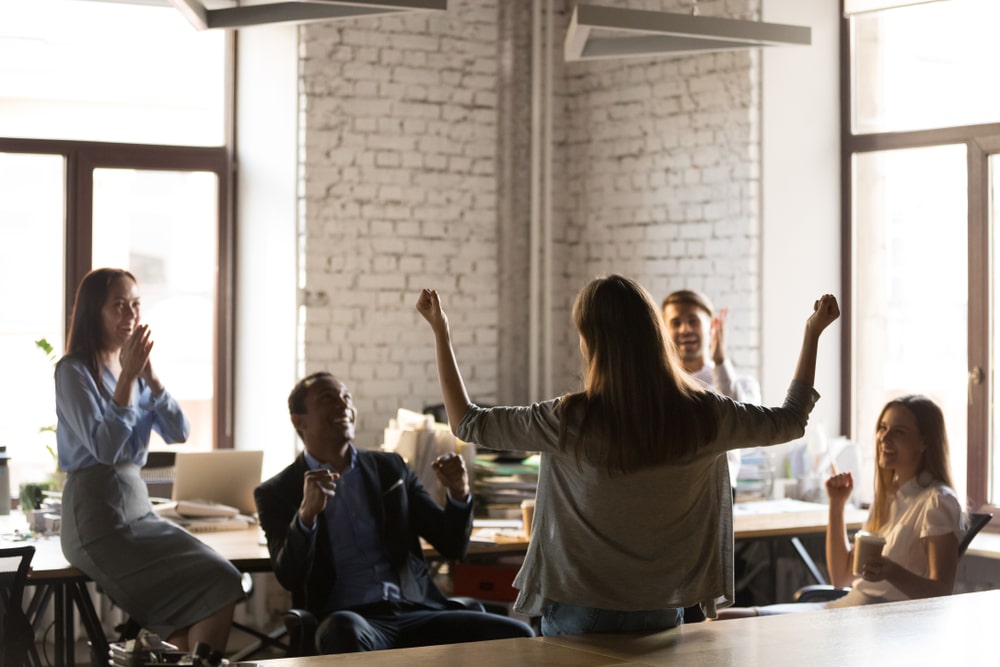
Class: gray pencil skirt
61,463,244,638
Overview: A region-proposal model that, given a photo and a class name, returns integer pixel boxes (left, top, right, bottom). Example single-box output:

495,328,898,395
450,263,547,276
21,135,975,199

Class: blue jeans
540,601,683,636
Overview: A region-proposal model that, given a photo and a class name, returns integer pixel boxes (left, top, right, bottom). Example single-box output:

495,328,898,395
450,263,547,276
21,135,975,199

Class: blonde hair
867,395,955,533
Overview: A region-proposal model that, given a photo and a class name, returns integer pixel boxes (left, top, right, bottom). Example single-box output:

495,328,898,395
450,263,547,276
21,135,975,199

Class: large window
0,2,231,495
845,0,1000,514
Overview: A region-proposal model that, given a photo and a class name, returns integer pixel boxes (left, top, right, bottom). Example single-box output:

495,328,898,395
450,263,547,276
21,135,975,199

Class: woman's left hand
860,556,899,582
805,294,841,338
119,323,153,380
141,355,164,396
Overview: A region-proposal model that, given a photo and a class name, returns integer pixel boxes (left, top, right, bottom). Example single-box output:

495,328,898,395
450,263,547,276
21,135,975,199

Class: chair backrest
958,512,992,557
1,545,37,663
141,450,177,500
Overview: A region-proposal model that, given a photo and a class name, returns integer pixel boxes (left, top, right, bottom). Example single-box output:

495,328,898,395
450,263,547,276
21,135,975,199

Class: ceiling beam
565,4,811,62
167,0,447,30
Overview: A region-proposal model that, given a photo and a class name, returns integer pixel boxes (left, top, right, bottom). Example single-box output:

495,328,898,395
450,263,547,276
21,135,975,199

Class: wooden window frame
839,2,1000,517
0,137,235,450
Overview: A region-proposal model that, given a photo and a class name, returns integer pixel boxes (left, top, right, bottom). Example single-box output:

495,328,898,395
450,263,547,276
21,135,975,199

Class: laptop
171,450,264,516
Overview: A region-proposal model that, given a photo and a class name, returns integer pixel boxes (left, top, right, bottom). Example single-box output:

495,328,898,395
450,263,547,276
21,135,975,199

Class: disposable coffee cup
852,531,886,576
521,499,536,539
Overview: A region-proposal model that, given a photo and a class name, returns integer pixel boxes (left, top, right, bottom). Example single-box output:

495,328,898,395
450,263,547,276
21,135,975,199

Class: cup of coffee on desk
521,499,535,539
853,531,886,576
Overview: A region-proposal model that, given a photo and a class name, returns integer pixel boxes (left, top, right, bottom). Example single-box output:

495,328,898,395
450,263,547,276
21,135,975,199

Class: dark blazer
254,449,474,618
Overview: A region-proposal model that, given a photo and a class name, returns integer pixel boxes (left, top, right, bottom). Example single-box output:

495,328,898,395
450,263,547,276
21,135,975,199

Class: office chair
794,511,993,603
140,450,177,501
281,596,487,657
1,545,42,667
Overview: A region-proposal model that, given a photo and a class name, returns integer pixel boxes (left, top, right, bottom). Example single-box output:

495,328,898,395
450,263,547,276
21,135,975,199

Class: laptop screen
171,450,264,515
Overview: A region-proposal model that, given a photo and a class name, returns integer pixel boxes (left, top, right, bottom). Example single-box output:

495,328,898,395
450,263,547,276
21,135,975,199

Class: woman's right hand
119,323,153,380
416,288,450,335
826,471,854,507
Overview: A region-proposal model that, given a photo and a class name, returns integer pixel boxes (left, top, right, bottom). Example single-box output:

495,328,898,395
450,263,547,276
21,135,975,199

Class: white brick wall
300,1,501,446
551,0,762,393
299,0,762,448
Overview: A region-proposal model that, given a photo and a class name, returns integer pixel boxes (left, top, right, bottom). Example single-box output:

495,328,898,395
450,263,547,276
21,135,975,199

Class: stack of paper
153,500,255,532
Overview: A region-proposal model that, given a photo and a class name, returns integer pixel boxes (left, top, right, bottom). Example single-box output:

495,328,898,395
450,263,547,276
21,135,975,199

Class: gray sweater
457,380,818,618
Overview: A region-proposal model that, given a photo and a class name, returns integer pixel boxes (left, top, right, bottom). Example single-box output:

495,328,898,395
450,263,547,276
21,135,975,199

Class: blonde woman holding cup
823,395,966,606
720,395,967,618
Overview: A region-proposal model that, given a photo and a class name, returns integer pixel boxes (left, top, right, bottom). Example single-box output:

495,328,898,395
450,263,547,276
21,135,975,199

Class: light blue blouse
55,356,190,472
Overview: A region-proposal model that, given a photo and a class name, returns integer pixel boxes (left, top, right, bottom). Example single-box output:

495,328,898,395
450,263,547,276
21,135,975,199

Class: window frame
839,2,1000,517
0,136,235,450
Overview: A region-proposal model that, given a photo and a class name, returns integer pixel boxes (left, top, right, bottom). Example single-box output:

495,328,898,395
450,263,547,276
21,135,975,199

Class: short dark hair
288,371,335,416
661,289,714,317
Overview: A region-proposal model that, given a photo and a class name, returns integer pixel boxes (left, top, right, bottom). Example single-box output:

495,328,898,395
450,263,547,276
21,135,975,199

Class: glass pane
991,154,1000,506
0,1,226,146
0,153,65,495
852,0,1000,133
853,145,967,504
92,168,218,451
845,0,941,12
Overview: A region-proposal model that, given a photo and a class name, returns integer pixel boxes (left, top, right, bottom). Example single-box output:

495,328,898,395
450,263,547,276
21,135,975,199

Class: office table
0,515,273,667
732,499,869,597
246,588,1000,666
0,516,533,667
446,500,869,607
0,500,898,666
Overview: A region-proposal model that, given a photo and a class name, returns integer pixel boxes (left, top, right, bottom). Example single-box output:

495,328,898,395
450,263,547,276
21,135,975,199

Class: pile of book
473,453,539,519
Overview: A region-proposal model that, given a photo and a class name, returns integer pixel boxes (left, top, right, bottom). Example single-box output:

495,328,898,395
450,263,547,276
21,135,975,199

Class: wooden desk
0,516,272,578
542,589,1000,666
247,636,627,666
246,589,1000,666
733,498,868,538
0,515,272,667
0,501,868,665
731,499,868,599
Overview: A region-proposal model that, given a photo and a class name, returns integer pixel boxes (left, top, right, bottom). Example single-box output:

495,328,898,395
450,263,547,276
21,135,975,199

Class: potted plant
35,338,64,490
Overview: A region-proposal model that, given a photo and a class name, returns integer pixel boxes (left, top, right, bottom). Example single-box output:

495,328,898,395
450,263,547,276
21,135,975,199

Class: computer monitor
171,450,264,515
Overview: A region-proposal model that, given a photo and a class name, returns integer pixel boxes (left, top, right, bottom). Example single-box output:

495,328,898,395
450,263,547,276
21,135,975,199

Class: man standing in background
661,289,762,490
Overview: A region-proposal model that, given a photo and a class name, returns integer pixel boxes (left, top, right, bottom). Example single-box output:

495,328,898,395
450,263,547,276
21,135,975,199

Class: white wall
236,1,843,459
761,0,841,433
234,24,300,480
298,1,504,447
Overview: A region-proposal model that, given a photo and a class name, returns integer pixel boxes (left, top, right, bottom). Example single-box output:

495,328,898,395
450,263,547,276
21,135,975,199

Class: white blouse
833,475,965,606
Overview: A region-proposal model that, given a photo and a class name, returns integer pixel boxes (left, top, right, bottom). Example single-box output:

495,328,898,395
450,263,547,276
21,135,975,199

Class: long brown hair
867,395,954,533
557,275,717,474
64,268,137,398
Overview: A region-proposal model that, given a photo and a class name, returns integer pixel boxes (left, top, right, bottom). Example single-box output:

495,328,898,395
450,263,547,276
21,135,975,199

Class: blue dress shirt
299,446,470,610
55,356,189,472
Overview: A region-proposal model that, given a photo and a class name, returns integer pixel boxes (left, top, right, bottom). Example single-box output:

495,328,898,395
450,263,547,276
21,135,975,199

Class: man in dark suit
254,371,533,654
